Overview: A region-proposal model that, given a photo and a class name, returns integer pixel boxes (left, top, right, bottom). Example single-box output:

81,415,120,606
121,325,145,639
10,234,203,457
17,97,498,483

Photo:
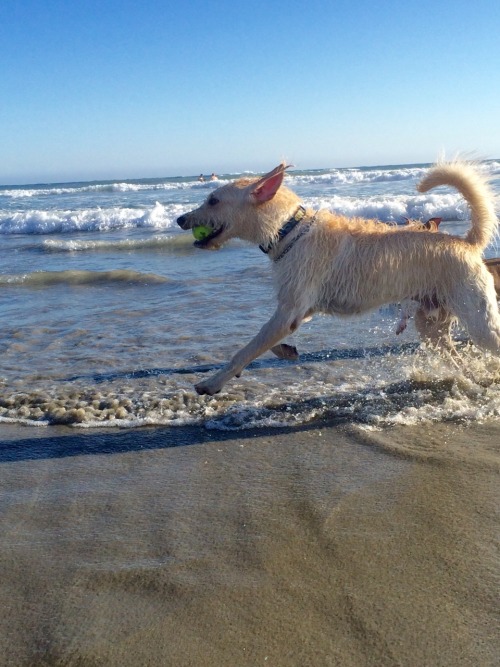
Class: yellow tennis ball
192,225,212,241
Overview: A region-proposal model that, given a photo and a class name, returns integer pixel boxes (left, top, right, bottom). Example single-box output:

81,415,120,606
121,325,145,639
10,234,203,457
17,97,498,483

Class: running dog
177,161,500,395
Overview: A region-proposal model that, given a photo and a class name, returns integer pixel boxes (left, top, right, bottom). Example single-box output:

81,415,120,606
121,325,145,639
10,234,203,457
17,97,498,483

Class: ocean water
1,161,500,430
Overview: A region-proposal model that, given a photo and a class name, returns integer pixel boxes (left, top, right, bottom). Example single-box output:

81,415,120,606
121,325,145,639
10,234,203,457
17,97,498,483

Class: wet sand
0,420,498,666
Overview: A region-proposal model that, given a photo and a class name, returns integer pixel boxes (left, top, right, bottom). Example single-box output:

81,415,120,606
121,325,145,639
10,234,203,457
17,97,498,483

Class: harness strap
259,206,306,255
273,224,311,262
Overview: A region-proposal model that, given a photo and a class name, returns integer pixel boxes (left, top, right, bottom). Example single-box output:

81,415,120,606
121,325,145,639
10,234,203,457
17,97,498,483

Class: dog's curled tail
417,161,498,251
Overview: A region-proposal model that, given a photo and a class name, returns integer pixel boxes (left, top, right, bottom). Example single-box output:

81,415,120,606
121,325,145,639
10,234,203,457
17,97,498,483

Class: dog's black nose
177,214,187,228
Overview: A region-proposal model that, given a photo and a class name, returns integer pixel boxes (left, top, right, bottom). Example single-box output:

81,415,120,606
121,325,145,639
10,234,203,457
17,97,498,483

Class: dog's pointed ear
250,163,292,204
429,217,443,228
425,217,443,231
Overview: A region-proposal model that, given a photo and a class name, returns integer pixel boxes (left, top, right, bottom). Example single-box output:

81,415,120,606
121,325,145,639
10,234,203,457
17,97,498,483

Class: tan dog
177,161,500,395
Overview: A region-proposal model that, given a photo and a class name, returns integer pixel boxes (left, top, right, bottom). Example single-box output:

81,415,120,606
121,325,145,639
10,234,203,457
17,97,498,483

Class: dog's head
177,163,298,249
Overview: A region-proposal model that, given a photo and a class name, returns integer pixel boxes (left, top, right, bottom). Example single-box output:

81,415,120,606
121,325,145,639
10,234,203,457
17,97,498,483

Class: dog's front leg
195,307,301,395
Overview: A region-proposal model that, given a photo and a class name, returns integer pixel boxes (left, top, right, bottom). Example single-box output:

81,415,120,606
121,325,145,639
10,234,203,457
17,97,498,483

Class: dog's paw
271,343,299,360
195,380,221,396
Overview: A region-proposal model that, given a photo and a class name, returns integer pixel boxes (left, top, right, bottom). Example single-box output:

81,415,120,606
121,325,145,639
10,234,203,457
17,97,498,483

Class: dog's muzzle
177,213,191,230
176,213,225,248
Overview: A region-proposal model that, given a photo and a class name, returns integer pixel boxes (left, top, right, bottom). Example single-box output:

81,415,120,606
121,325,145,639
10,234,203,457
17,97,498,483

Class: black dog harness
259,206,311,261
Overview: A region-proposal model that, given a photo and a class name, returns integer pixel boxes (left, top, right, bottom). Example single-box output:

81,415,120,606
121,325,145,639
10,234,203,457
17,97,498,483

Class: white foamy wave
292,166,429,187
1,161,498,200
0,183,170,198
0,342,499,429
205,347,500,431
0,191,475,235
306,192,470,223
290,160,500,188
0,178,231,199
0,202,183,235
488,160,500,174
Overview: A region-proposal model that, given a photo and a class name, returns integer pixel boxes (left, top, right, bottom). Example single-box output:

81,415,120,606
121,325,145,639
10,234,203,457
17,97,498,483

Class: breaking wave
0,202,181,235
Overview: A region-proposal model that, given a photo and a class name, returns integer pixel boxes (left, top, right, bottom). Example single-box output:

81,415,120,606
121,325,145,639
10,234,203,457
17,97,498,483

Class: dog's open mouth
194,225,225,248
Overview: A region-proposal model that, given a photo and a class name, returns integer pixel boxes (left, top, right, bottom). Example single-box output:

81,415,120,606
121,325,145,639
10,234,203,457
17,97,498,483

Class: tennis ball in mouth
192,225,212,241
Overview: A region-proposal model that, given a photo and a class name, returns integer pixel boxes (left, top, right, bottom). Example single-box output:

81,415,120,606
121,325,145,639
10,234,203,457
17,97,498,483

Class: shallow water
1,162,500,429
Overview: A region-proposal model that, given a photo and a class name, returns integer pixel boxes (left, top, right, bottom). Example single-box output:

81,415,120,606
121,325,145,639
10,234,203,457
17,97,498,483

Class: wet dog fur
396,217,444,334
397,220,500,334
177,161,500,395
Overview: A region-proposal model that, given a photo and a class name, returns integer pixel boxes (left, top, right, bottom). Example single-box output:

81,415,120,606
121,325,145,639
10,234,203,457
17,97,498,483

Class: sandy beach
0,419,498,666
2,0,500,662
2,158,500,666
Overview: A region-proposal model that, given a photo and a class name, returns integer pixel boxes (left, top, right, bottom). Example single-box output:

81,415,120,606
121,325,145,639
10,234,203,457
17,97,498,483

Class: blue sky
1,0,499,184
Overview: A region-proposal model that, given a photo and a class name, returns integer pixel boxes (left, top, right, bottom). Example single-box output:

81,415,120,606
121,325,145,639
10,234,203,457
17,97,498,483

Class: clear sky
1,0,499,184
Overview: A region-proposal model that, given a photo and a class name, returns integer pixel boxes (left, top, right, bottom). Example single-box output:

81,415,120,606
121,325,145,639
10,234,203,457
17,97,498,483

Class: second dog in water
177,161,500,395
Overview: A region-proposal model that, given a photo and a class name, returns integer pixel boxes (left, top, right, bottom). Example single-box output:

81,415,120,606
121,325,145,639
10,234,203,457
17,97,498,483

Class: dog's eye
207,196,219,206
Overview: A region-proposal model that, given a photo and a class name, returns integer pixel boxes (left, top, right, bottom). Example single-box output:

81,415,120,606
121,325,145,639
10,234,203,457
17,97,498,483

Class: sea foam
0,202,182,235
0,192,472,235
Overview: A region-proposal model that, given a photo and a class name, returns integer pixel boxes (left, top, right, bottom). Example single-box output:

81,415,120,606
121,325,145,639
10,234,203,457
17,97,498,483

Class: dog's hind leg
195,306,307,395
414,306,467,373
414,306,456,350
451,284,500,353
